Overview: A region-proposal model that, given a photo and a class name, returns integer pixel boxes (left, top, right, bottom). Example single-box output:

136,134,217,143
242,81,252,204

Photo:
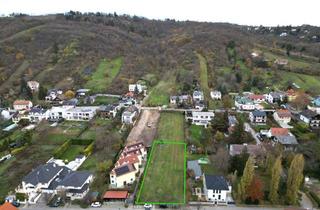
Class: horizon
0,0,320,27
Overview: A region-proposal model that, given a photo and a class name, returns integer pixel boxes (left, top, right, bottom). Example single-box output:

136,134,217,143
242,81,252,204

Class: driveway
244,123,261,145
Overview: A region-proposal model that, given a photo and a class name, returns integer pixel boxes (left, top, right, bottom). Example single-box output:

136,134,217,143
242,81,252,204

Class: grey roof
63,99,78,106
300,109,317,119
204,175,229,191
23,163,65,185
100,104,116,112
68,183,89,194
29,107,47,114
276,135,298,145
193,91,204,97
59,171,92,188
187,160,202,177
252,110,266,117
269,91,284,98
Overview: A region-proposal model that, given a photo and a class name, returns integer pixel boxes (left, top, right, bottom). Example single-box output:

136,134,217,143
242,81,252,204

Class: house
274,135,298,150
273,109,291,124
203,175,231,205
12,112,29,124
0,202,18,210
228,115,238,134
13,100,33,111
99,104,118,119
64,106,98,121
249,110,267,124
121,106,139,124
0,108,12,120
170,95,191,104
120,141,147,161
17,162,93,203
109,164,137,188
299,109,320,129
119,97,136,108
187,160,202,180
234,96,255,110
45,89,63,102
193,91,204,102
62,99,78,109
28,107,50,123
308,96,320,114
265,91,285,104
210,91,222,100
76,89,90,97
27,81,39,92
48,106,67,122
229,144,265,157
185,111,214,128
194,101,205,111
248,94,265,103
267,127,289,138
128,84,146,94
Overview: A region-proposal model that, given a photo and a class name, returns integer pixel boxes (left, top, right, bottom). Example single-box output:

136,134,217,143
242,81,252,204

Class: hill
1,12,320,102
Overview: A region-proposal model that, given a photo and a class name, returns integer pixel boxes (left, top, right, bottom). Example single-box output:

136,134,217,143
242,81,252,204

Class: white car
91,202,102,207
144,204,153,209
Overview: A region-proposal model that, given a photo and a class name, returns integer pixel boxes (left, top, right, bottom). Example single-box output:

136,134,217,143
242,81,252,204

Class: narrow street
244,122,261,145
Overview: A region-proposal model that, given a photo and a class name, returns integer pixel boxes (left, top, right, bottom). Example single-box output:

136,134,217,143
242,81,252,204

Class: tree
38,86,48,100
222,95,233,109
269,156,282,203
212,148,229,174
64,90,75,99
228,151,249,176
211,113,228,132
247,176,264,204
238,156,255,201
214,131,224,142
286,154,305,205
291,91,310,110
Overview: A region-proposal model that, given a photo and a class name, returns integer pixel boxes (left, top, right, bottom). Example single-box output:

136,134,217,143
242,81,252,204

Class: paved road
244,123,261,145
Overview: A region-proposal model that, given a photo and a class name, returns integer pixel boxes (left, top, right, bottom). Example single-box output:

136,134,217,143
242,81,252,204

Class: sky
0,0,319,26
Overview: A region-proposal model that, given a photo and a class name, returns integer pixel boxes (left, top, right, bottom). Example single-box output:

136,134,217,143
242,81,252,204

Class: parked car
91,202,102,208
11,200,20,207
144,204,152,210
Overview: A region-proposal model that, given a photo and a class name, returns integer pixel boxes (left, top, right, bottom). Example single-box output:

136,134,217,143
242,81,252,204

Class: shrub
11,146,26,155
83,142,94,156
71,138,93,145
309,191,320,207
16,192,27,201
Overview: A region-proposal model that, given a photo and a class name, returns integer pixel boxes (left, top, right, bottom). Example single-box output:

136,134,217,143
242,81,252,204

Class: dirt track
127,110,160,147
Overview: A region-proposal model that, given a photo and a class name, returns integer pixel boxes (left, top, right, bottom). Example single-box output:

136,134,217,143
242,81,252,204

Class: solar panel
115,165,130,176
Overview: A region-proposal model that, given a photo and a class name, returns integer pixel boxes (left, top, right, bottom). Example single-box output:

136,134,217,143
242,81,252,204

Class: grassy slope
157,112,185,141
85,57,123,92
137,142,185,203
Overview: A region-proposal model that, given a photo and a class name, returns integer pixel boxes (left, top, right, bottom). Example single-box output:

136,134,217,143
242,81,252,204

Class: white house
128,84,146,94
63,106,98,121
109,164,137,188
45,89,63,101
185,111,214,128
48,106,67,122
193,91,204,102
203,175,231,205
265,92,285,104
170,95,190,104
273,109,291,124
0,109,12,120
210,91,222,100
121,106,139,124
28,107,50,123
27,81,39,92
234,96,255,110
13,100,33,111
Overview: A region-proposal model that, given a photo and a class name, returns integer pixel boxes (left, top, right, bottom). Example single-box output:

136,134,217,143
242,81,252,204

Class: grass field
136,141,186,204
59,145,85,162
146,81,173,106
92,96,119,105
157,112,185,141
85,57,123,92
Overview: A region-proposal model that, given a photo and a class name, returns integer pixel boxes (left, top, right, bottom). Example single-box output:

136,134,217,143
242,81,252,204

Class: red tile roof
248,94,265,100
13,100,31,106
276,109,291,118
104,191,128,199
287,89,296,96
117,154,139,166
0,202,19,210
271,128,289,136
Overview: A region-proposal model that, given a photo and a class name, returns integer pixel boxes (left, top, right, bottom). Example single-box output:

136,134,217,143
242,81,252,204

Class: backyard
85,57,123,93
136,141,186,204
157,112,185,141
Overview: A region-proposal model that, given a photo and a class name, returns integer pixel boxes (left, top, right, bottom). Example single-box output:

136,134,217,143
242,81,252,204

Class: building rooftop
204,175,229,191
187,160,202,178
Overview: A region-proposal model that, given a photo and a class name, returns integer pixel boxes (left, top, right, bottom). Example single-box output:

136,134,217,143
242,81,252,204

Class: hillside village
1,12,320,210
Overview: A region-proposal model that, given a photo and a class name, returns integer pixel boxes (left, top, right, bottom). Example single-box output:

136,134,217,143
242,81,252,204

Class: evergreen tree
286,154,304,205
269,156,282,203
238,156,255,201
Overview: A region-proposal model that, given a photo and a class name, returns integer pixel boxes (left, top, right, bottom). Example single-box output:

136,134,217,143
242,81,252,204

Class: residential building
267,127,289,138
194,101,205,111
203,175,231,205
99,104,118,119
299,109,320,129
308,96,320,114
109,164,137,188
62,99,78,109
128,84,146,93
76,89,90,97
13,100,33,111
265,91,285,104
48,107,66,122
187,160,202,180
27,81,39,92
119,98,136,108
121,106,139,124
0,202,18,210
267,128,298,150
234,96,255,110
229,144,265,157
185,111,214,128
28,107,50,123
0,108,12,120
273,109,291,124
248,94,265,103
45,89,63,102
249,110,267,124
170,95,191,104
193,91,204,102
64,106,98,121
210,91,222,100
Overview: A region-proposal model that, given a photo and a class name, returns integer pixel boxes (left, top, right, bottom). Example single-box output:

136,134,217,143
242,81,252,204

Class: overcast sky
0,0,319,26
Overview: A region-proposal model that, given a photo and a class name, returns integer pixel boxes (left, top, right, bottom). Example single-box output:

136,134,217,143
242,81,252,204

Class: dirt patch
127,110,160,147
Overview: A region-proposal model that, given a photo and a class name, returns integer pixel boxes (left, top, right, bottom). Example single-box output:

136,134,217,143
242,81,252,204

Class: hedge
70,138,94,146
53,139,72,158
11,146,26,155
83,142,94,156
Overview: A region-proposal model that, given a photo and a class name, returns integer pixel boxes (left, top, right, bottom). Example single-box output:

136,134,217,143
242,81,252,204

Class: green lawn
196,53,210,98
59,145,85,162
157,112,185,141
85,57,123,92
136,141,186,204
146,81,172,106
93,96,118,105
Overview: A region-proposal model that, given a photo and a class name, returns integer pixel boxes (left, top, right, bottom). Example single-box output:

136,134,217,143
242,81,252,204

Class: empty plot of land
157,112,185,141
127,110,160,147
136,141,186,204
